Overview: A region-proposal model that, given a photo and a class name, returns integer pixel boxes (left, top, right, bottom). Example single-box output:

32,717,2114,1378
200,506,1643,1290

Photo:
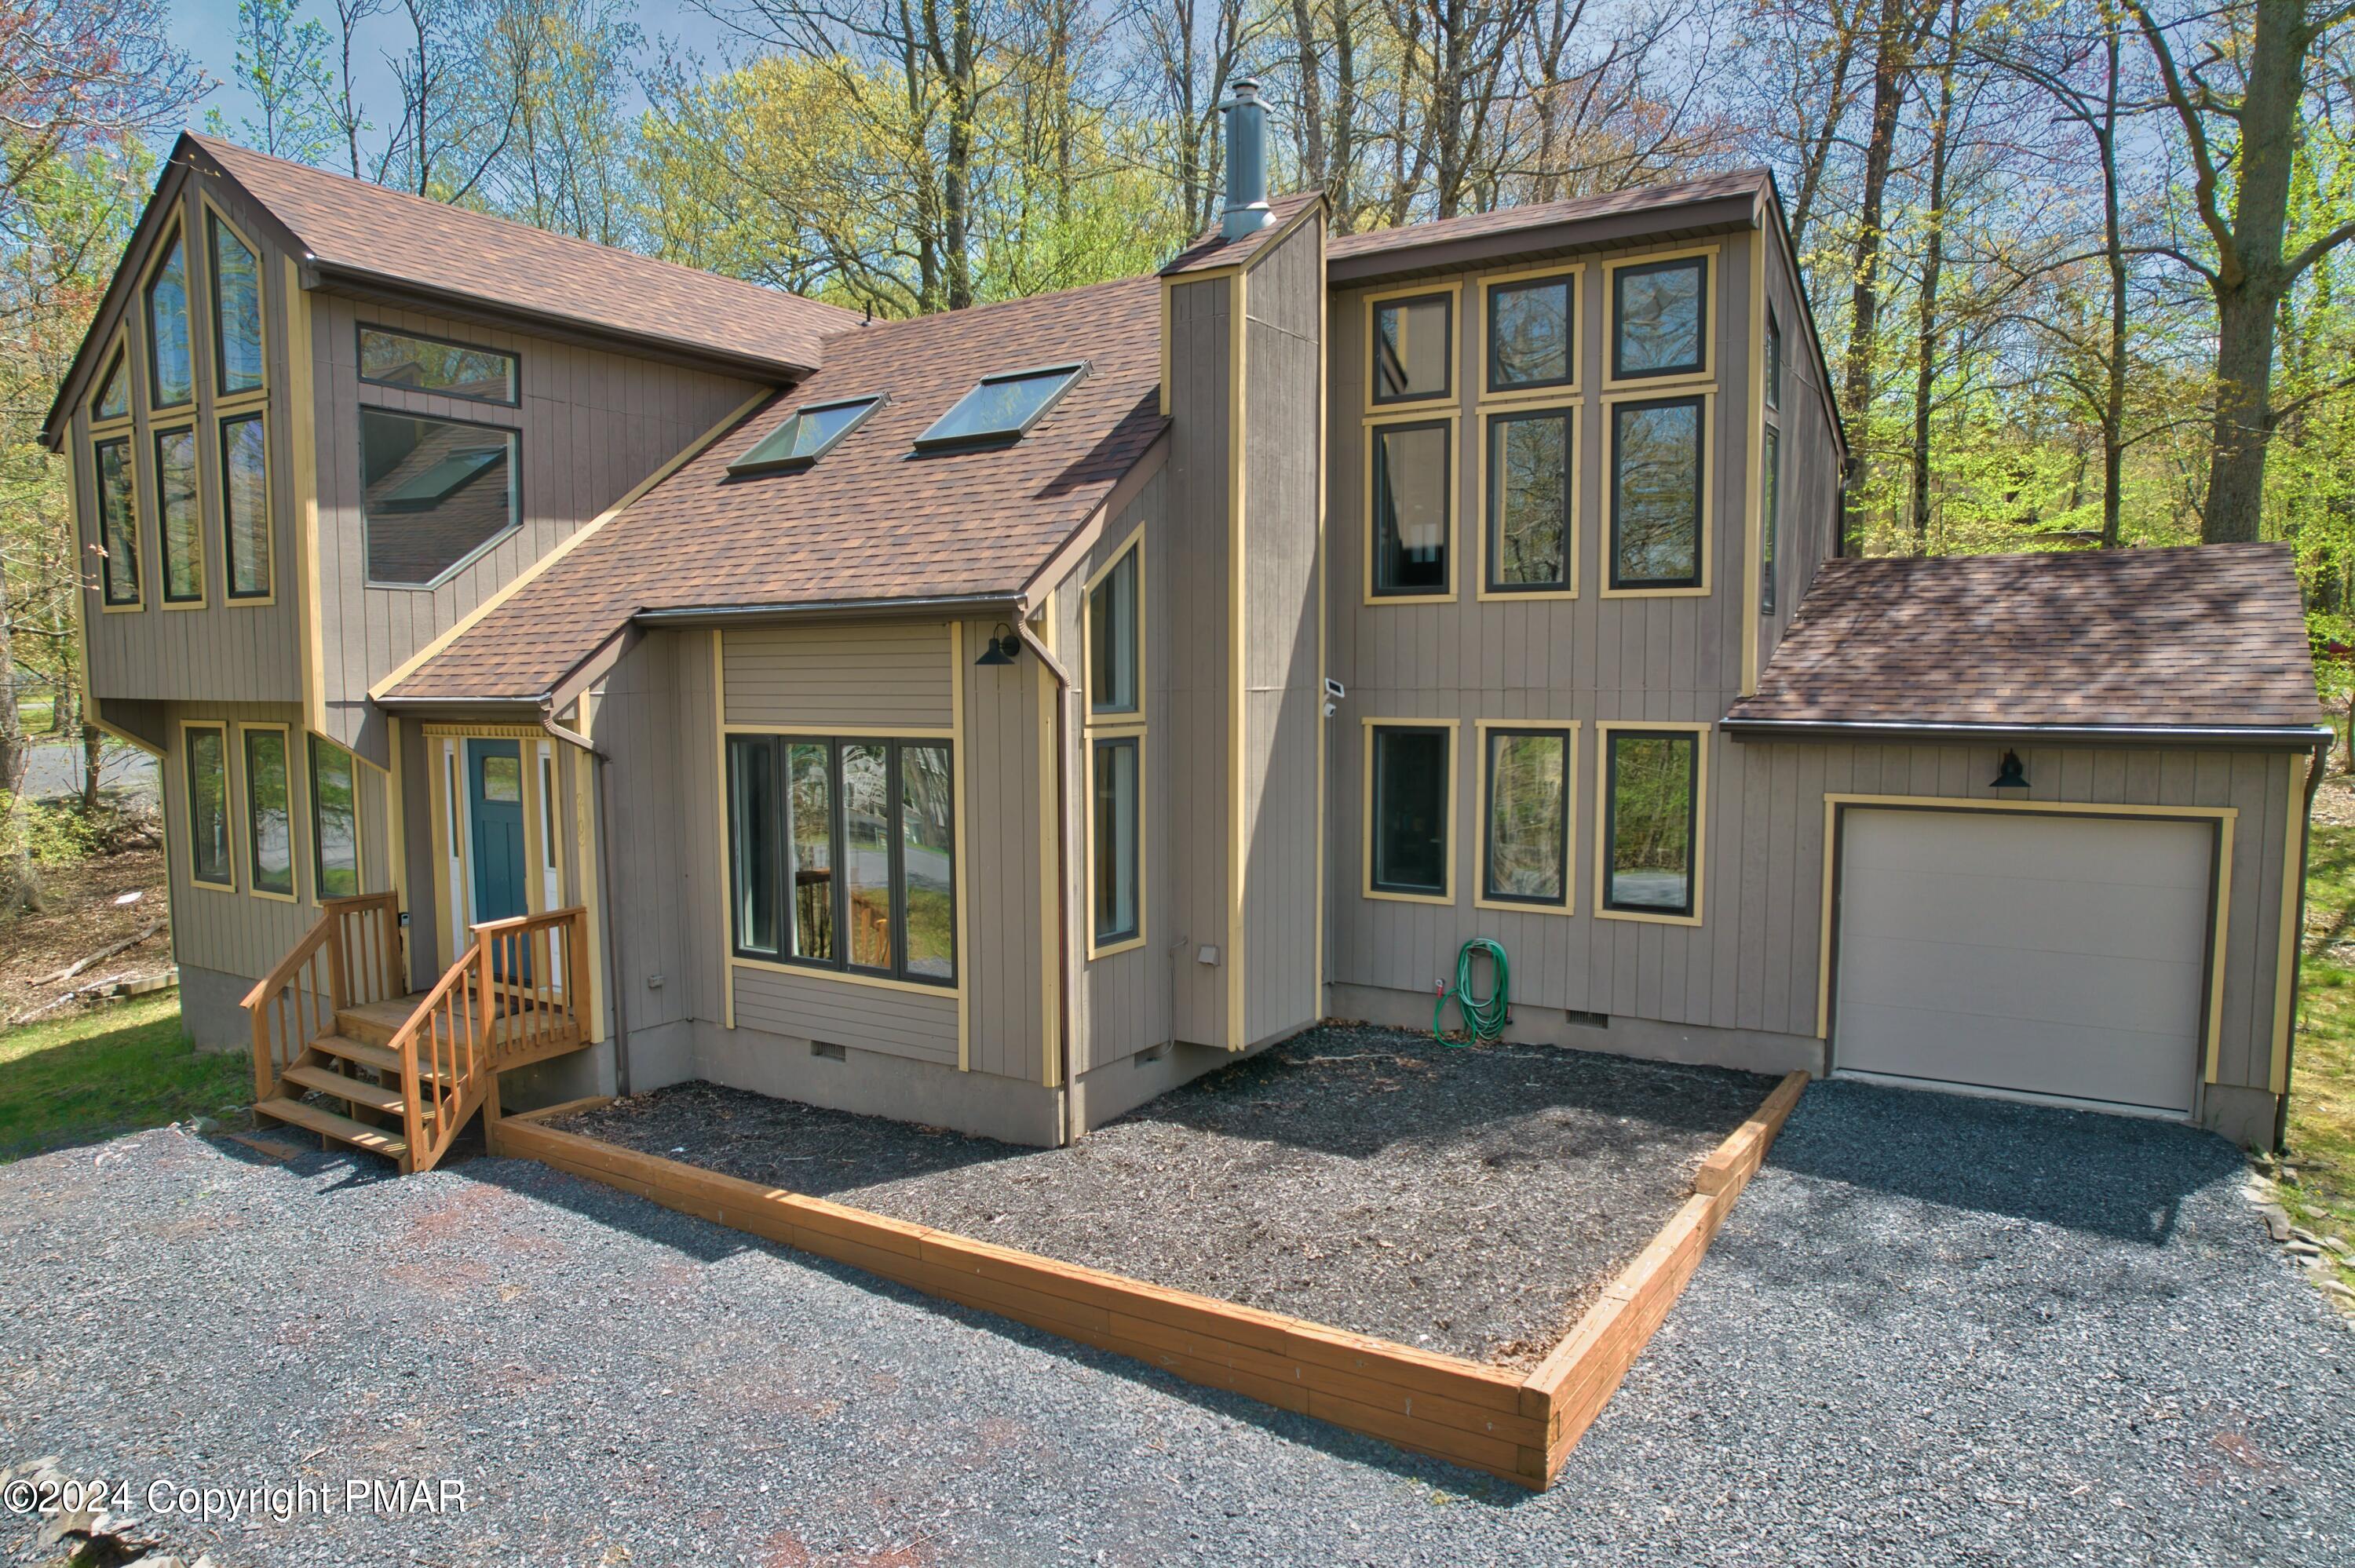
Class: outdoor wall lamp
1990,749,2030,790
974,622,1023,666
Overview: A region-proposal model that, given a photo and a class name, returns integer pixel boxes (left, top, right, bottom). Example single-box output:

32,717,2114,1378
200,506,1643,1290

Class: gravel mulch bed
549,1024,1776,1366
2,1080,2348,1566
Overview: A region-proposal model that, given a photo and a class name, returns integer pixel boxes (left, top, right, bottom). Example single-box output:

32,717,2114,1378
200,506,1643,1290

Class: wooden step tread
254,1097,409,1159
281,1063,407,1115
310,1034,449,1082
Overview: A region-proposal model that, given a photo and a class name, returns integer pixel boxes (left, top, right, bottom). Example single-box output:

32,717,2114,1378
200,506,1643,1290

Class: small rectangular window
787,741,835,962
1092,735,1140,946
1370,724,1451,897
221,413,271,598
916,364,1085,450
358,326,518,405
155,427,202,603
1605,731,1698,917
1372,421,1451,596
727,735,780,958
1487,275,1573,393
360,408,519,586
311,737,360,898
1611,396,1704,589
900,743,956,980
1761,423,1780,614
210,210,264,397
1765,308,1784,413
1485,409,1570,592
147,230,193,409
1372,293,1452,404
244,727,294,898
93,346,130,422
842,742,894,972
1483,728,1569,906
186,724,232,888
1088,545,1140,716
1612,256,1707,381
94,436,139,607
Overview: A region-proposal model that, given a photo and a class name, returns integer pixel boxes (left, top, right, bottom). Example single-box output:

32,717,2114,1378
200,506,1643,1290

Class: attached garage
1831,807,2219,1117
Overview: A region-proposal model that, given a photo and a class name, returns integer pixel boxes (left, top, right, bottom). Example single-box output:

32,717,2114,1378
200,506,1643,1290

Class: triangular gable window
93,347,130,422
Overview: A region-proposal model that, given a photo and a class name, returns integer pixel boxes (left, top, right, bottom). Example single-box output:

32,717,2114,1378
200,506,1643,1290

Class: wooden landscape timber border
490,1067,1810,1488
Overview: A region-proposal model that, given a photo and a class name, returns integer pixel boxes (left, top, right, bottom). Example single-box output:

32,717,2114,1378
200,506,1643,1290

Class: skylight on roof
728,394,885,475
915,363,1087,450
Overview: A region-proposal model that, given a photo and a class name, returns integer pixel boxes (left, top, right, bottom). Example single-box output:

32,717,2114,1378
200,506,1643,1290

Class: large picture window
185,724,232,888
311,738,360,898
1087,542,1140,717
727,734,956,986
358,326,519,405
1485,408,1570,592
210,210,264,397
1610,395,1704,589
1483,727,1570,906
243,726,295,899
1371,291,1453,405
1371,420,1451,596
221,413,272,598
146,229,193,410
1092,734,1140,947
1487,275,1574,394
1611,255,1707,381
155,427,202,603
1603,730,1699,917
94,436,139,607
1368,723,1451,898
360,408,519,586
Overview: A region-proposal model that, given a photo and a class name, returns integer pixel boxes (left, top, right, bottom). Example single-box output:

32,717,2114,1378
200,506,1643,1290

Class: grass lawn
2288,811,2355,1293
19,691,53,731
0,994,249,1163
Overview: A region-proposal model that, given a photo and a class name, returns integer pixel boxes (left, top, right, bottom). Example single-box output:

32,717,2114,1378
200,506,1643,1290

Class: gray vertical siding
1755,229,1841,674
958,614,1052,1082
723,622,954,730
309,294,761,760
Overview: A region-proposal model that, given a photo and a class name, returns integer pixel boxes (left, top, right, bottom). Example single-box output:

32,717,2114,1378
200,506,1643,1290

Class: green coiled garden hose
1433,936,1511,1045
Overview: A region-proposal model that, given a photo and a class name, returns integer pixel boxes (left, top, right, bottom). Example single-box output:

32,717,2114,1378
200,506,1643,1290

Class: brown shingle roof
1326,170,1769,261
1163,191,1327,274
192,135,857,374
1727,543,2323,734
385,275,1167,702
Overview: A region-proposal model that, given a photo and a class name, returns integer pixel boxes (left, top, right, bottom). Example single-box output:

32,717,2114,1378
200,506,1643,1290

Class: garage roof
1726,542,2325,742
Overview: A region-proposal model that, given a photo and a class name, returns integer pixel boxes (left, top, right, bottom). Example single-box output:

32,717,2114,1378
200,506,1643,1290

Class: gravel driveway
2,1079,2348,1566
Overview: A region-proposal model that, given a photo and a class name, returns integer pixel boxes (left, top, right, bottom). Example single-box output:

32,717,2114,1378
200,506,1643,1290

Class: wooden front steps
252,1095,410,1161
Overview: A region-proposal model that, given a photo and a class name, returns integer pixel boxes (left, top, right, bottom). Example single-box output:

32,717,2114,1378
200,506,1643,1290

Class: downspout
2274,734,2332,1153
1016,618,1076,1144
542,706,631,1098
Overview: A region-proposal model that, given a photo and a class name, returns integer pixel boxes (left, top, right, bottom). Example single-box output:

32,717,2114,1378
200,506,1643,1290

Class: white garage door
1835,808,2213,1116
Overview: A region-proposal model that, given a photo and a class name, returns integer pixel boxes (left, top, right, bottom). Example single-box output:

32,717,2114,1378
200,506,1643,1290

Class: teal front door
469,740,529,978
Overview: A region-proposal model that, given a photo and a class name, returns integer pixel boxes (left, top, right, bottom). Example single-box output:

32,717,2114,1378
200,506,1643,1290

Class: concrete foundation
1328,981,1827,1078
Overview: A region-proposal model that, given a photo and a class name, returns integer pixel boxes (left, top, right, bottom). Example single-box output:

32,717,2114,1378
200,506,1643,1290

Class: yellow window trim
1080,520,1148,729
217,403,278,607
1083,725,1148,961
305,731,369,899
1813,792,2242,1088
1598,387,1715,599
177,717,238,893
88,328,134,432
199,191,269,407
90,427,145,613
1476,260,1585,407
1473,398,1582,602
1593,720,1711,927
235,719,303,904
1362,277,1463,415
1361,409,1461,607
1741,238,1767,697
1361,716,1460,907
150,421,207,611
1472,720,1583,916
141,213,196,416
1599,242,1721,393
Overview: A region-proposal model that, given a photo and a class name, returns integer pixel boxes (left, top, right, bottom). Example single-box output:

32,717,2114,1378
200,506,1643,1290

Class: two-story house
42,89,2324,1175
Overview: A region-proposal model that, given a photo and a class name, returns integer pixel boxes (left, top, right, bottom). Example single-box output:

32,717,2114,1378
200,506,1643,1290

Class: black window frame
1484,274,1575,396
153,423,203,604
309,735,361,899
1484,405,1573,593
209,208,265,399
93,345,130,422
1764,307,1784,413
1086,540,1142,717
93,434,140,607
145,224,194,411
1370,418,1454,598
1602,730,1700,918
185,722,233,888
1481,725,1572,907
356,323,521,407
728,393,886,476
1368,723,1452,897
725,733,958,987
243,725,296,899
1760,421,1780,614
1090,732,1141,947
1370,290,1455,406
1608,393,1706,591
1610,255,1709,382
220,410,272,600
914,362,1087,451
357,404,524,589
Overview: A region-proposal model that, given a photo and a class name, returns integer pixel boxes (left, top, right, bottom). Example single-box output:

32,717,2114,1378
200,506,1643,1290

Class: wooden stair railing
241,892,402,1103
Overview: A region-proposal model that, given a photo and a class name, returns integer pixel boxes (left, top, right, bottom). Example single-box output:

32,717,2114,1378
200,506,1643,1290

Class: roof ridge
814,272,1157,345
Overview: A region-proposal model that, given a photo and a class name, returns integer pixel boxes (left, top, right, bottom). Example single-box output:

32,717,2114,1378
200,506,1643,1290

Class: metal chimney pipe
1221,78,1273,241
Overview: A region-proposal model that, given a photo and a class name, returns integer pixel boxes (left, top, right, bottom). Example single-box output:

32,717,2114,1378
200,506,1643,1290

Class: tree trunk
1908,0,1962,555
1841,0,1919,553
2098,22,2127,548
80,722,102,814
1330,0,1357,223
1291,0,1326,197
0,545,23,800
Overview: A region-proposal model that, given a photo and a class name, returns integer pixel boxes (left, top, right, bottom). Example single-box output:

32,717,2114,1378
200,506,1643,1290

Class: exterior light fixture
1990,749,2029,790
975,622,1022,666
